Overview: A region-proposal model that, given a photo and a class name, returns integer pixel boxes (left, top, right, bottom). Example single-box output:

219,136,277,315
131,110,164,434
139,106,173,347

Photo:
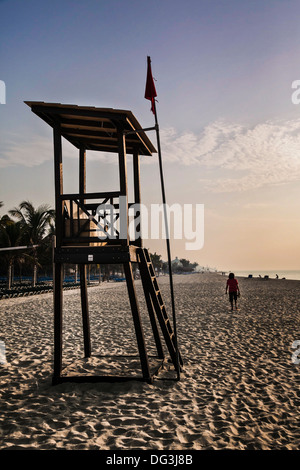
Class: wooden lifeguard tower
25,101,182,384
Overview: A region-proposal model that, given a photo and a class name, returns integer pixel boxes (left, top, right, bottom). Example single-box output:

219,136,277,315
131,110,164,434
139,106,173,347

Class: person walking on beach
225,273,240,310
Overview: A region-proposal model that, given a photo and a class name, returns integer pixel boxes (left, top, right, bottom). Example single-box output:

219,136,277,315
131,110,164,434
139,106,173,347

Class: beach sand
0,272,300,450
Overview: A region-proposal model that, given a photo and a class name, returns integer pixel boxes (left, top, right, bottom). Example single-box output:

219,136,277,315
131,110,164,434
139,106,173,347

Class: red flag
144,56,157,114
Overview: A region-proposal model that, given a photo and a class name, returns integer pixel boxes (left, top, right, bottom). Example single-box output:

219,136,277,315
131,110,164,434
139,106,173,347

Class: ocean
234,270,300,281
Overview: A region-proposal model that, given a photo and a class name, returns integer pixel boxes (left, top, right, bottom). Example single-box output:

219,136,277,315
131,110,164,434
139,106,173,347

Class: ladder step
139,247,182,369
161,307,168,316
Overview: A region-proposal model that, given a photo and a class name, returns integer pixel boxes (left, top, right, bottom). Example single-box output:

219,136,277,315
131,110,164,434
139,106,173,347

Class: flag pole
146,58,181,380
153,100,181,381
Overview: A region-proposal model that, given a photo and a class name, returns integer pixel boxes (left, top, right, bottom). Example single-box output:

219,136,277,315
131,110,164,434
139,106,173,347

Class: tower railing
60,191,141,247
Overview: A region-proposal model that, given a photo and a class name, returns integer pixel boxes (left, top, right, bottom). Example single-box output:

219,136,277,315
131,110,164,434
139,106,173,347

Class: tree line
0,201,54,288
150,252,199,274
0,200,199,289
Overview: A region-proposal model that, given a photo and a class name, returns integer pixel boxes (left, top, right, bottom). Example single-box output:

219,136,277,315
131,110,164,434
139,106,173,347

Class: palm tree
38,220,56,278
0,202,8,228
9,201,54,287
150,251,162,276
0,217,23,288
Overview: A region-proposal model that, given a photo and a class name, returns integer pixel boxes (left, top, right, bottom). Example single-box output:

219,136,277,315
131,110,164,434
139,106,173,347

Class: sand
0,272,300,450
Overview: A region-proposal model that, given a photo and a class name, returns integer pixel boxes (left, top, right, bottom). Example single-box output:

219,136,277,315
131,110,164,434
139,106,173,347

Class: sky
1,0,300,272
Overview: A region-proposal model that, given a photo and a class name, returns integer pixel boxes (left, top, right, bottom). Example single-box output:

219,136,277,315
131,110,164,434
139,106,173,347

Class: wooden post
80,264,91,357
79,147,91,357
7,262,12,290
117,127,129,246
79,148,86,204
123,262,151,381
133,148,142,247
53,124,63,246
53,262,63,383
53,124,64,383
139,257,164,360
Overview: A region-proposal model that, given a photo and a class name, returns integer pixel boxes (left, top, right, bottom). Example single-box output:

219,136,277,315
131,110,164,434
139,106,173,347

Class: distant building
171,257,183,268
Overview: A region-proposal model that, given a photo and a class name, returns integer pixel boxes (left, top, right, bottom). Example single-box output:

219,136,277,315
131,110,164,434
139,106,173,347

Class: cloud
0,137,53,168
0,133,113,168
160,119,300,192
3,118,300,193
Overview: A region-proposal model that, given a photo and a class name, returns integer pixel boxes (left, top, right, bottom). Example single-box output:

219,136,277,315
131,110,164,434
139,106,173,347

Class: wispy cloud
0,134,112,168
160,119,300,192
2,118,300,193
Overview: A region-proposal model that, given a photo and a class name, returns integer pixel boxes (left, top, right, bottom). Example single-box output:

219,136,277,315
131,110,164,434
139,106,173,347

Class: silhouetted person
226,272,240,311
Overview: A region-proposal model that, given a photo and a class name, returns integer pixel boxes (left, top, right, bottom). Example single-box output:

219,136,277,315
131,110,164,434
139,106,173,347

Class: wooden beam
123,262,151,381
80,265,91,358
117,125,129,246
53,262,63,384
53,124,63,247
78,147,91,358
88,143,139,154
79,148,86,203
64,128,147,147
67,136,120,146
62,128,117,138
60,191,121,200
125,116,153,156
60,118,116,130
52,125,64,385
133,148,142,247
31,104,127,122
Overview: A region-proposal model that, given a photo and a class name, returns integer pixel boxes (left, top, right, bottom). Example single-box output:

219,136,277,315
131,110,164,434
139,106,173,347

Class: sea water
235,270,300,281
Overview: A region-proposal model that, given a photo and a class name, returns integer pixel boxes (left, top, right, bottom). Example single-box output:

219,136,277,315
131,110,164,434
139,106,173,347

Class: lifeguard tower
25,101,182,384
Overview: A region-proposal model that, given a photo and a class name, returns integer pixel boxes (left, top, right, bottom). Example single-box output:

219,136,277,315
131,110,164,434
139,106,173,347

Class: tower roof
25,101,157,156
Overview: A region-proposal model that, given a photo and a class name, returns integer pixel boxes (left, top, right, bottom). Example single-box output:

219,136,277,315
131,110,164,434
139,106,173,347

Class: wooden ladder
138,248,183,372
